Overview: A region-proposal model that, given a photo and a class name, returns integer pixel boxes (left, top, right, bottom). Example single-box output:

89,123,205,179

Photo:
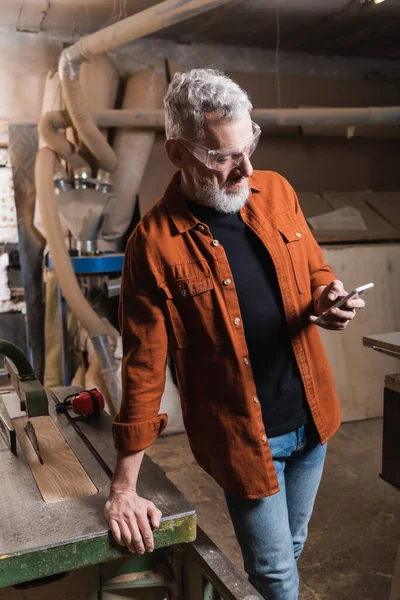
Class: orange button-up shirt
113,170,341,499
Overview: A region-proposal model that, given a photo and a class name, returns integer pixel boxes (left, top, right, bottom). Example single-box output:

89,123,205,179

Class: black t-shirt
187,201,309,437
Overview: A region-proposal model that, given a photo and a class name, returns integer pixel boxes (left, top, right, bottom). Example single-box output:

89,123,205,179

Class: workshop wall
233,71,400,193
0,31,61,121
139,65,400,214
4,29,399,206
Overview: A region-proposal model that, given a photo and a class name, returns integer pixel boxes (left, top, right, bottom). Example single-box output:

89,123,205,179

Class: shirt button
244,357,250,365
223,278,232,286
262,435,267,442
197,224,205,231
212,239,220,247
253,396,259,404
181,289,188,297
234,317,241,325
296,232,302,238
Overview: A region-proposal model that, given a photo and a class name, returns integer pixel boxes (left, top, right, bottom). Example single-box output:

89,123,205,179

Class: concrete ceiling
3,0,400,59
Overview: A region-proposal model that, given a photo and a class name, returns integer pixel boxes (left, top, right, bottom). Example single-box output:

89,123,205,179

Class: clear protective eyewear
176,121,261,172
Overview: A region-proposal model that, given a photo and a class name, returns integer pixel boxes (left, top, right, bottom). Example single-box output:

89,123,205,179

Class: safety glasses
176,121,261,172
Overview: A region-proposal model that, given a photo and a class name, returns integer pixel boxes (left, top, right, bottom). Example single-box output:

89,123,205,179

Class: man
105,69,365,600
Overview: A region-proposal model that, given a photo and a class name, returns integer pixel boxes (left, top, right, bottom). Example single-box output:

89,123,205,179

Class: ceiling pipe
93,109,166,130
40,104,400,162
39,111,90,171
252,106,400,127
58,0,233,173
92,106,400,130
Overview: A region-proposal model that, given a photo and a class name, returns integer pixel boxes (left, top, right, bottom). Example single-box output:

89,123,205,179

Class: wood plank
324,192,399,238
365,193,400,233
385,373,400,395
13,415,98,503
363,332,400,355
298,192,333,220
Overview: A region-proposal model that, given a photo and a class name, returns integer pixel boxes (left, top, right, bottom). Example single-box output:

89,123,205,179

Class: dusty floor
147,418,400,600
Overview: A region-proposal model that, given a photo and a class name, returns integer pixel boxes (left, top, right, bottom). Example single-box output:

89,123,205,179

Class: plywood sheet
308,207,368,231
363,331,400,354
319,244,400,422
298,193,332,219
14,415,98,503
365,193,400,233
325,192,399,238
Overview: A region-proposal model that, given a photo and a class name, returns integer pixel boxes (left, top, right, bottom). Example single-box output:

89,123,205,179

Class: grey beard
192,172,250,214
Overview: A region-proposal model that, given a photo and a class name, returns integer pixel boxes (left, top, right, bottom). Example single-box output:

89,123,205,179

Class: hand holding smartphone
313,282,374,325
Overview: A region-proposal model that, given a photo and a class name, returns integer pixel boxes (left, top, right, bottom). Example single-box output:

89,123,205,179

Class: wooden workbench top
0,387,196,588
363,331,400,356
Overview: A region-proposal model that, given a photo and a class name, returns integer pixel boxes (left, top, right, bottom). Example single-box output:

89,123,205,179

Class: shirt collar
164,171,261,234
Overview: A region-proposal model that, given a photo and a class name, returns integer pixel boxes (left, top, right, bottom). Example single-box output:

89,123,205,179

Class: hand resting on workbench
104,449,162,554
309,280,365,331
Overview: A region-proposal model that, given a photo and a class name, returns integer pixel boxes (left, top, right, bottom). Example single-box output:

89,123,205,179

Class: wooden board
319,244,400,422
385,373,400,395
298,192,333,220
13,415,98,503
365,193,400,233
324,192,399,239
363,331,400,355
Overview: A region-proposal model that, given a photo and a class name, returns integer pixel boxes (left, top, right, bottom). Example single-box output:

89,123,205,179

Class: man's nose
239,154,253,178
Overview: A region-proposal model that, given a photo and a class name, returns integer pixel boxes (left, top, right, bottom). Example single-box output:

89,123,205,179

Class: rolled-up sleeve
113,238,169,452
293,190,336,292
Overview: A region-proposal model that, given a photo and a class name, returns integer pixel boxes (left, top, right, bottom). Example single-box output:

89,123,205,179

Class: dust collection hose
35,147,119,416
58,0,233,172
39,111,90,173
101,69,164,243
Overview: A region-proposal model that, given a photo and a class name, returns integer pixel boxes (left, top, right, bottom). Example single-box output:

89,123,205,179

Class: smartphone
314,282,374,325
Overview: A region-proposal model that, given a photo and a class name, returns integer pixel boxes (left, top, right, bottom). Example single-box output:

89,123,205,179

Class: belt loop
297,426,306,450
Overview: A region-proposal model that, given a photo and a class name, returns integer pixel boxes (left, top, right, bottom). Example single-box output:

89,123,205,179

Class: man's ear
165,139,187,168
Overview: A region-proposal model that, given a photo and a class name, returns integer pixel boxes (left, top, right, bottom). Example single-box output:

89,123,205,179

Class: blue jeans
225,424,327,600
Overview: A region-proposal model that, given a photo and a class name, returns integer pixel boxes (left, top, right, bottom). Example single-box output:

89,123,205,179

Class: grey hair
164,68,252,142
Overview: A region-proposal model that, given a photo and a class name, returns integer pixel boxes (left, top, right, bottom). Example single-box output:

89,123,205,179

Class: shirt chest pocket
277,221,308,294
159,275,225,348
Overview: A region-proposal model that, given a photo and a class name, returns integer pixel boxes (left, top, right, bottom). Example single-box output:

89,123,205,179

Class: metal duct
35,147,119,416
79,55,119,167
101,69,165,245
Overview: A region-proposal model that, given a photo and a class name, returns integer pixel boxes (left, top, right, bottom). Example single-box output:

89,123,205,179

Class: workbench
363,332,400,600
363,331,400,359
0,386,196,590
